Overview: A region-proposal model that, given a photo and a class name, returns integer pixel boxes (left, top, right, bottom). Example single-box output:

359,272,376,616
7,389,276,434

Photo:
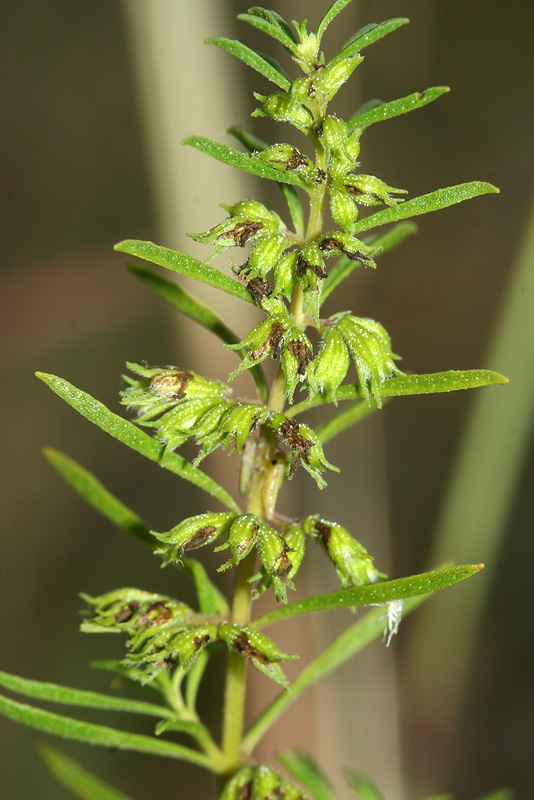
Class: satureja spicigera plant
0,3,509,799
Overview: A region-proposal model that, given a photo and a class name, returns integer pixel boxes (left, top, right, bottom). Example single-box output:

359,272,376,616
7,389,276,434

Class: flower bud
257,144,316,185
195,402,270,463
280,327,314,402
80,589,191,634
309,326,350,404
251,764,279,799
273,416,339,489
220,767,254,800
295,242,327,322
152,512,237,565
252,92,313,133
314,55,363,104
272,250,299,301
319,231,378,268
215,514,260,572
344,173,407,207
329,185,359,231
189,217,265,252
320,115,353,177
302,516,386,589
226,318,287,381
121,364,227,423
245,233,288,282
335,314,403,405
225,200,281,229
165,623,218,668
218,622,297,688
156,396,228,450
257,523,295,603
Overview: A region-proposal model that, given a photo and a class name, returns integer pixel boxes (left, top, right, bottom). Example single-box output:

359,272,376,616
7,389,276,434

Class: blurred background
1,1,533,798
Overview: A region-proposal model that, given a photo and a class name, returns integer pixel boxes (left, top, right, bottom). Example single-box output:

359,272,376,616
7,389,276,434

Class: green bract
4,3,507,799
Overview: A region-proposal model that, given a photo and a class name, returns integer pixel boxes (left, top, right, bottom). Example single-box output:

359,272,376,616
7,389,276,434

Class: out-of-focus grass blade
278,750,338,800
40,746,136,800
43,448,156,547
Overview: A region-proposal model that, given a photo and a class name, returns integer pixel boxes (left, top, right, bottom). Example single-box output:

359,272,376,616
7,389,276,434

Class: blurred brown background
1,1,533,799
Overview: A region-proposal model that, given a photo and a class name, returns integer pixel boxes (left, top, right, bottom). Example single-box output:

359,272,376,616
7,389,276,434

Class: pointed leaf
280,184,306,237
128,264,268,400
207,38,291,91
36,373,240,513
225,126,305,237
253,564,483,629
321,222,417,301
346,770,385,800
317,0,355,44
278,750,338,800
115,240,252,304
353,182,499,234
237,12,296,50
0,670,173,719
243,594,426,754
182,136,305,186
247,7,297,42
0,693,212,769
155,717,221,759
349,86,449,132
180,557,229,616
40,746,136,800
184,650,209,713
43,448,156,547
332,18,410,64
315,400,378,444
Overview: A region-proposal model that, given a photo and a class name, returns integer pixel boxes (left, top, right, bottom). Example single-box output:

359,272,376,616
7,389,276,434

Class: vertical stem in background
403,197,534,790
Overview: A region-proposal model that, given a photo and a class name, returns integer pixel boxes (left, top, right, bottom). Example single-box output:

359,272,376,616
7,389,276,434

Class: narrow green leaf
254,564,483,629
0,694,212,770
349,86,450,132
155,717,221,759
225,126,306,237
247,7,297,43
36,373,240,513
226,125,268,153
278,751,338,800
182,136,305,187
315,400,378,444
316,0,354,43
0,670,173,719
290,370,508,439
206,38,291,91
40,746,136,800
180,557,229,616
243,595,425,754
237,12,296,50
43,448,156,547
128,264,268,401
280,184,306,237
321,222,418,302
353,182,499,234
115,240,252,305
332,18,410,64
346,770,385,800
185,651,209,713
